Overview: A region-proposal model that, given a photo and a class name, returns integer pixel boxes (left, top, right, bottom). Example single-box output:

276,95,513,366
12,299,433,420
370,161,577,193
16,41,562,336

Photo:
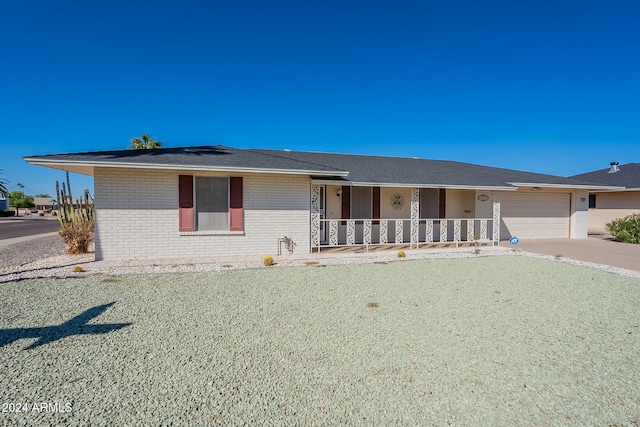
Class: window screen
351,187,372,219
195,177,228,230
419,189,439,218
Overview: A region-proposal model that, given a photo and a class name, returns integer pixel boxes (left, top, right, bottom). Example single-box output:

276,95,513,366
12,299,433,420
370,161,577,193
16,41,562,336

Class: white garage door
501,192,570,239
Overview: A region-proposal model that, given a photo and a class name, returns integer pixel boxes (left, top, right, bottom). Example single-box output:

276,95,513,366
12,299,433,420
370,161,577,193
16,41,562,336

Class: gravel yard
0,235,66,269
2,256,640,426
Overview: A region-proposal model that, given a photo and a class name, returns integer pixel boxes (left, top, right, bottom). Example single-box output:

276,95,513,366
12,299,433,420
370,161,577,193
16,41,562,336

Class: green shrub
606,213,640,244
0,210,15,217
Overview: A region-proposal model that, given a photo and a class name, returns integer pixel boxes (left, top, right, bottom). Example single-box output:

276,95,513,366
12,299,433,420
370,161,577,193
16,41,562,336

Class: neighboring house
33,197,56,211
33,196,87,212
24,146,617,261
571,163,640,232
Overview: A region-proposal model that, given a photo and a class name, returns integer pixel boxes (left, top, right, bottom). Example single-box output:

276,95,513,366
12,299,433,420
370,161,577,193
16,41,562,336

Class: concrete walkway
502,237,640,272
0,232,60,249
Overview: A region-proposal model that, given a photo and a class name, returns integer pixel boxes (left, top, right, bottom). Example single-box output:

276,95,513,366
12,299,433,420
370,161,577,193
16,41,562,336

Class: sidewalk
0,232,60,249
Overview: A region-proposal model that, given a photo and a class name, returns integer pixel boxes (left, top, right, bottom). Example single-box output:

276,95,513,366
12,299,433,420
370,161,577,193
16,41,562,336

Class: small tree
130,133,163,150
607,214,640,244
8,191,34,210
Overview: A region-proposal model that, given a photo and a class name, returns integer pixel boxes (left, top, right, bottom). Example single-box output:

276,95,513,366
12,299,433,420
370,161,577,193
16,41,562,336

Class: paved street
0,218,60,240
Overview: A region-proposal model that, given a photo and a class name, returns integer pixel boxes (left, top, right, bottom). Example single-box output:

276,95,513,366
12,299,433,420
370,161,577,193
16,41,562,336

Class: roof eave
313,180,516,191
588,187,640,192
506,182,624,190
24,158,350,177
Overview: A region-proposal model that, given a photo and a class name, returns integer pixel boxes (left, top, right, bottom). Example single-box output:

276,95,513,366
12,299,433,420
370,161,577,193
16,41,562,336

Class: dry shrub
263,256,274,266
304,261,319,265
72,266,84,273
397,250,406,258
367,302,379,308
59,221,94,255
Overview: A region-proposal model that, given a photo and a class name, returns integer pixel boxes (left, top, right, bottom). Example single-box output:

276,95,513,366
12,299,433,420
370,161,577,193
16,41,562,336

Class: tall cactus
56,171,94,254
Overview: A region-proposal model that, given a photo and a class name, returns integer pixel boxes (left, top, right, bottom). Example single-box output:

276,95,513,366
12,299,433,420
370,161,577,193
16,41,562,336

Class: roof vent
608,161,620,174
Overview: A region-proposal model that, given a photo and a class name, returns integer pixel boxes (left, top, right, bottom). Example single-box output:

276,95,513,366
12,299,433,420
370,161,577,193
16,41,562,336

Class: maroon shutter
341,186,350,225
229,177,244,231
372,187,380,225
179,175,194,231
439,189,446,219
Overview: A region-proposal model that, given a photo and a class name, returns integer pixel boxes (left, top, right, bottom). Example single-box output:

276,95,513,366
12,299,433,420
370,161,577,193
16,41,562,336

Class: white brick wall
94,167,311,261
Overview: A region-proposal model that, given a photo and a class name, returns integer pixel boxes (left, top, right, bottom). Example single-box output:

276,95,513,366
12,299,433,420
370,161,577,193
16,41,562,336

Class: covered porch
310,184,501,251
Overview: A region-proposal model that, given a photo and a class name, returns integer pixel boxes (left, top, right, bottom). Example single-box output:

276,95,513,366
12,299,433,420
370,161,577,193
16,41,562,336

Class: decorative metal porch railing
315,217,496,251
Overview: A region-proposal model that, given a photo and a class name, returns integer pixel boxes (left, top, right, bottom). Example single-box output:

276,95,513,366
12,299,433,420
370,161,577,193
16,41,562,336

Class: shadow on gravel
0,275,87,284
0,261,92,284
0,302,132,350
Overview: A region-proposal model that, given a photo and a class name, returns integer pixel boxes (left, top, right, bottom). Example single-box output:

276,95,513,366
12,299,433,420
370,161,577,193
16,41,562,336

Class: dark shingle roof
570,163,640,189
24,145,348,176
25,145,620,189
252,149,607,189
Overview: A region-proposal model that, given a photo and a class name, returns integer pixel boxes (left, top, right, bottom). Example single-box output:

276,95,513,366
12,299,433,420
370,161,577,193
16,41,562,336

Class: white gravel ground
1,237,638,283
1,255,640,426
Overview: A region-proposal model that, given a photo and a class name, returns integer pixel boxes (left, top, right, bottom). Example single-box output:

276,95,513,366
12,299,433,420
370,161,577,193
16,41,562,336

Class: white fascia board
310,179,351,185
331,181,517,191
24,158,349,177
589,187,640,193
507,182,624,190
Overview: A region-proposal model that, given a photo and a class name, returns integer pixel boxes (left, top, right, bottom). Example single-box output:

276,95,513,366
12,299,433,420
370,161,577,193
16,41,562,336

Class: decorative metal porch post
311,185,321,249
492,192,501,245
410,188,419,248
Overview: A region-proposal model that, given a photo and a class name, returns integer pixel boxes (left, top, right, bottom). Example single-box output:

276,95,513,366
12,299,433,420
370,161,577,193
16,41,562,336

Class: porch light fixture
336,188,342,197
477,194,489,201
608,161,620,174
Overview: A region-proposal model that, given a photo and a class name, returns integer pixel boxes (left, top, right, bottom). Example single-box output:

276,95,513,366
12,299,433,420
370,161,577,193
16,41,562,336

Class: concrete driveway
501,237,640,272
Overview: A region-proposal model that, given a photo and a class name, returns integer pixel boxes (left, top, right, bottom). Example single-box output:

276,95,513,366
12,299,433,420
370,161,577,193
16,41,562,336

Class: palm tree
130,134,163,150
17,182,24,194
0,170,9,198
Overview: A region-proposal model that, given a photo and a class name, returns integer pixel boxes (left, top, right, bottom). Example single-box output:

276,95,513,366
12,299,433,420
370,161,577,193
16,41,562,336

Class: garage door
501,192,570,239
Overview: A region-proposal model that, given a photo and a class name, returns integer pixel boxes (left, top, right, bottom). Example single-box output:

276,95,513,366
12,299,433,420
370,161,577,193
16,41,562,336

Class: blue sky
1,0,639,196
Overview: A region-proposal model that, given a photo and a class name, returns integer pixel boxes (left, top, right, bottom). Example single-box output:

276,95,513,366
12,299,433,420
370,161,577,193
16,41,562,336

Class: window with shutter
179,176,243,232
